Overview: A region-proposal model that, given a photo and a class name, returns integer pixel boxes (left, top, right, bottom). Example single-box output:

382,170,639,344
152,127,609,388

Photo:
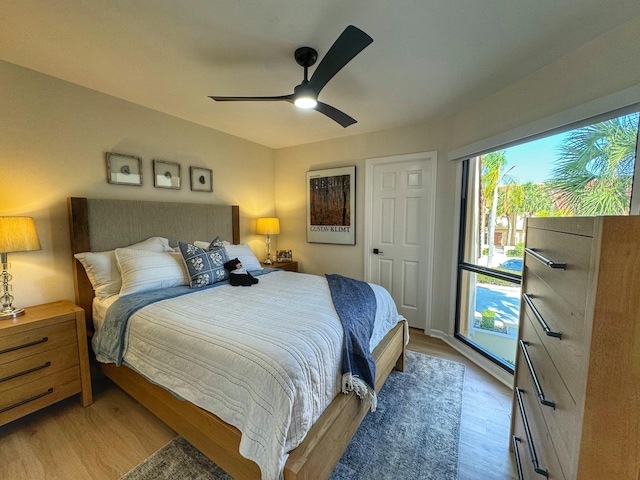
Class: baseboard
428,329,514,388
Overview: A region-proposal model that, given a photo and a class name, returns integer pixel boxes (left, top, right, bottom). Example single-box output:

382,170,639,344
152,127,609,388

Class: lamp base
0,307,25,319
263,258,273,265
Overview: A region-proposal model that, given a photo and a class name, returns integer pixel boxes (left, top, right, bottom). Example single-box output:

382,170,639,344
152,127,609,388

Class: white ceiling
3,0,640,149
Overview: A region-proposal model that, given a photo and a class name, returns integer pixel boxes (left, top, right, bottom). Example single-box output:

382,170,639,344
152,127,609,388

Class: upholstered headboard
67,197,240,330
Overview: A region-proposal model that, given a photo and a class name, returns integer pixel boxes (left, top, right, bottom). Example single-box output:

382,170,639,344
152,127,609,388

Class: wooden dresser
510,216,640,480
0,300,92,426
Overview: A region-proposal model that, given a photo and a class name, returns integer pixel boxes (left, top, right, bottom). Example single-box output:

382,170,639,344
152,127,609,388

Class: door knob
373,248,384,255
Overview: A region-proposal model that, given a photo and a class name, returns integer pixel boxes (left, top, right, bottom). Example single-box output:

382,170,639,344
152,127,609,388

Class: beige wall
1,60,275,309
451,16,640,150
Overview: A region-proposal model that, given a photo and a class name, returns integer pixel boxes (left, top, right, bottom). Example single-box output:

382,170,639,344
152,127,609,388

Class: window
455,112,640,372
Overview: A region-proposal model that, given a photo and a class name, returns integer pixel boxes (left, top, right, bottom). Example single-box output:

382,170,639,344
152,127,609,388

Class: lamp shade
256,217,280,235
0,217,42,253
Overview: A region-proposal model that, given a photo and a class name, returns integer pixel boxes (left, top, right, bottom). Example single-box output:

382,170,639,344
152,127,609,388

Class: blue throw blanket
325,274,378,411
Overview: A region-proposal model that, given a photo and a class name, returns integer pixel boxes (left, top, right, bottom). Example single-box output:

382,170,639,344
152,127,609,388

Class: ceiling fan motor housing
294,47,318,68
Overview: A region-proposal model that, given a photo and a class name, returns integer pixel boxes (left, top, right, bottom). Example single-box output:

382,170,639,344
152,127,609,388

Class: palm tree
549,114,639,215
521,182,557,217
498,182,525,246
481,151,506,266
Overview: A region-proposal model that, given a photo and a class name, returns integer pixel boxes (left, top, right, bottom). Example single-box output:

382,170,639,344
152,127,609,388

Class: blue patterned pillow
178,241,229,288
209,235,225,248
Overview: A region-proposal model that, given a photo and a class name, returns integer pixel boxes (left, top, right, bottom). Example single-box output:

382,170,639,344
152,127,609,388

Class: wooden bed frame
67,197,407,480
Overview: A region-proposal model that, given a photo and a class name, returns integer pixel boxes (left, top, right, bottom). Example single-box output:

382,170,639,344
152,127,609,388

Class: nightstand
261,261,298,272
0,300,92,426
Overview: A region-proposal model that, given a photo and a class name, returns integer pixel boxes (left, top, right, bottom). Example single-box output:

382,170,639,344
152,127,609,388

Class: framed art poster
153,159,182,189
306,166,355,244
190,166,213,192
106,152,142,186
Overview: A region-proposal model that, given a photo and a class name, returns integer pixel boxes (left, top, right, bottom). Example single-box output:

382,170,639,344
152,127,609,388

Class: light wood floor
408,330,517,480
0,329,517,479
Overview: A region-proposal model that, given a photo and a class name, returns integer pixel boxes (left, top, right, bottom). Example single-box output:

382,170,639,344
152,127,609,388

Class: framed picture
276,249,292,263
153,160,182,189
190,166,213,192
306,166,356,245
106,152,142,186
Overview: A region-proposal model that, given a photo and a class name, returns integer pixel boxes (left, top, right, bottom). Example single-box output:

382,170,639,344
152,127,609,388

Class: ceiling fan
209,25,373,128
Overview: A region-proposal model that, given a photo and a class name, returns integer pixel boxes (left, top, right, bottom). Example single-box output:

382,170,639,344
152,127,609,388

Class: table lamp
0,217,42,318
256,217,280,264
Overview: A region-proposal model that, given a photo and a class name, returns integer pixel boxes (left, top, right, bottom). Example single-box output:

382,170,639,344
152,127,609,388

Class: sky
499,112,639,185
501,131,570,185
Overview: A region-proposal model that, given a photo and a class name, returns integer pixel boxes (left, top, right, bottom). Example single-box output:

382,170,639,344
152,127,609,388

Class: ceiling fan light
294,96,317,109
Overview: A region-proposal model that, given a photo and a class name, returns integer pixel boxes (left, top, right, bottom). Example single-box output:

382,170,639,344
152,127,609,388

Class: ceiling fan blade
306,25,373,95
209,94,294,102
314,101,357,128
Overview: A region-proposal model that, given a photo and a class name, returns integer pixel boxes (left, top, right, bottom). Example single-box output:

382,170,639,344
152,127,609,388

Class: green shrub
480,310,495,330
477,273,514,286
507,242,524,257
482,247,489,256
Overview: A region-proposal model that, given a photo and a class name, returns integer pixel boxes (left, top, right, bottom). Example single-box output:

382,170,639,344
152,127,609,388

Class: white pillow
193,239,230,249
74,237,172,300
224,243,262,271
115,249,189,297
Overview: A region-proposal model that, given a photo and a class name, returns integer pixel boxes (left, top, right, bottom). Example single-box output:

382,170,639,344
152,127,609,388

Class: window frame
453,107,640,375
453,158,521,373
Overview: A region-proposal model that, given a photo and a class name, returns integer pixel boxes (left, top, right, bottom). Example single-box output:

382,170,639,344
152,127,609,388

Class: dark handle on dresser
524,248,566,269
512,436,524,480
0,388,54,414
0,361,51,384
515,387,549,478
0,336,49,355
519,341,555,409
522,294,562,339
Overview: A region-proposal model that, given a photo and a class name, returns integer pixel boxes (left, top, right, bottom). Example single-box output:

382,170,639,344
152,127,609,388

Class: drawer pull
525,248,566,269
0,336,49,355
0,361,52,383
0,388,54,414
515,387,549,478
512,436,524,480
519,341,555,409
522,294,562,339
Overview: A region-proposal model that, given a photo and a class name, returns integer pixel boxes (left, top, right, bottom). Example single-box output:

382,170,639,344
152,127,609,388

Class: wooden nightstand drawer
0,320,77,365
0,366,81,425
0,300,92,426
0,343,80,393
261,261,298,272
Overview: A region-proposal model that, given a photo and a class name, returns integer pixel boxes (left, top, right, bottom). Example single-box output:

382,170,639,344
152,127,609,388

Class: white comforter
106,271,404,480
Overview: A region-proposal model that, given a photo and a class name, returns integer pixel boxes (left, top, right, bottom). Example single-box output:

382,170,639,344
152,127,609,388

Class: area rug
119,350,465,480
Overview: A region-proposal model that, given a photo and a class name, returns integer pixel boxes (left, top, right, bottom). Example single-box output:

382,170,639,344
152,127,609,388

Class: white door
365,152,437,330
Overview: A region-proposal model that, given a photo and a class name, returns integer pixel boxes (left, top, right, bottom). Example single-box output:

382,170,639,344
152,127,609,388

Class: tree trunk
487,184,499,267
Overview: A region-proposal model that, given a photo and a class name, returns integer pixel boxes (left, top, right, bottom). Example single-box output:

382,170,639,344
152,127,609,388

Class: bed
67,197,407,480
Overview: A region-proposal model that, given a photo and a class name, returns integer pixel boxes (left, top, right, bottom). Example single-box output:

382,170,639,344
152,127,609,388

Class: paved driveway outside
475,284,520,323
